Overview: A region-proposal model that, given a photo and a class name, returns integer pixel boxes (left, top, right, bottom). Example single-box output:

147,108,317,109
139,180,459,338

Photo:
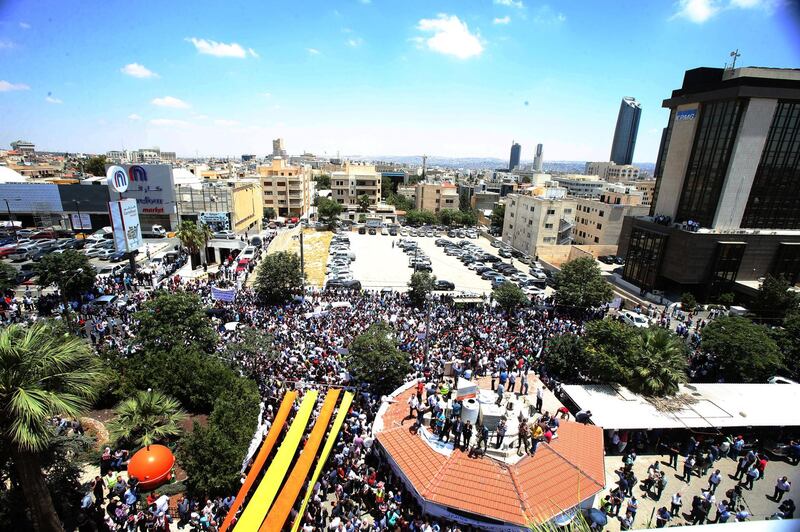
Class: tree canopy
317,197,343,228
490,203,505,233
386,193,415,212
405,209,436,226
347,322,411,396
408,271,435,308
314,173,331,190
107,390,186,449
133,291,217,353
554,257,613,309
0,261,17,293
35,250,96,300
254,251,303,304
751,274,799,322
84,155,107,177
701,316,784,382
357,194,371,213
176,220,213,255
493,281,529,314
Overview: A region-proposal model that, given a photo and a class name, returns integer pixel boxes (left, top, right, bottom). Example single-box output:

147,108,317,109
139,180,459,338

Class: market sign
109,198,143,253
108,164,176,215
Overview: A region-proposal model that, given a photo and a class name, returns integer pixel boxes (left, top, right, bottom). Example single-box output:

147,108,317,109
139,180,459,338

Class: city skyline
0,0,798,161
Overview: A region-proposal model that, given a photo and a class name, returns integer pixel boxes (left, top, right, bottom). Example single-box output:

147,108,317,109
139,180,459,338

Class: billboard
199,211,230,231
70,213,92,230
109,198,143,253
108,164,176,215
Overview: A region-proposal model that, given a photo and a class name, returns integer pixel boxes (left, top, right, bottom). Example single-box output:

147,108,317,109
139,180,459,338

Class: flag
211,286,236,302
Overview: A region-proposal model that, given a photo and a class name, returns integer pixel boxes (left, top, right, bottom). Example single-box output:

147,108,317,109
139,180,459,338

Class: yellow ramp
290,391,354,532
234,390,318,532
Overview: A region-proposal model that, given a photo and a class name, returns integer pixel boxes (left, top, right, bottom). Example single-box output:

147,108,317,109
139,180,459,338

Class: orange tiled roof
376,385,606,526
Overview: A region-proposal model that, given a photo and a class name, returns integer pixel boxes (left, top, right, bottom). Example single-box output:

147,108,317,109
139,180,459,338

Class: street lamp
3,198,21,242
73,200,86,233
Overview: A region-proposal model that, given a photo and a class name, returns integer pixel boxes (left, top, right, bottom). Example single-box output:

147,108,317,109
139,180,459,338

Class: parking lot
342,231,547,295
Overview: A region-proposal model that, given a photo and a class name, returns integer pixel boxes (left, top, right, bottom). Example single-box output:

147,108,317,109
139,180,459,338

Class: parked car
250,236,263,247
213,230,236,239
481,269,499,279
491,240,502,248
434,280,455,291
619,311,650,328
358,226,367,234
326,279,362,290
368,228,377,235
499,248,513,258
388,227,398,236
109,250,128,262
614,255,625,265
599,255,616,265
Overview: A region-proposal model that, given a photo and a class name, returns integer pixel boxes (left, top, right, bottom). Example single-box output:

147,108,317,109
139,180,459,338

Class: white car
213,230,236,240
619,311,650,328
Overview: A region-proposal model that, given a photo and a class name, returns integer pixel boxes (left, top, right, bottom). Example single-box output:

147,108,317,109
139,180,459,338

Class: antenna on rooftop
729,49,741,70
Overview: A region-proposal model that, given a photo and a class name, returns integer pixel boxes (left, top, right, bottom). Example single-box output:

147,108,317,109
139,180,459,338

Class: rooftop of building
666,66,800,106
374,378,606,526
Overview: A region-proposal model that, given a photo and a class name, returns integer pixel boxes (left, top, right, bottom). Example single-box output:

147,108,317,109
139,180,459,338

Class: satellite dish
416,167,423,177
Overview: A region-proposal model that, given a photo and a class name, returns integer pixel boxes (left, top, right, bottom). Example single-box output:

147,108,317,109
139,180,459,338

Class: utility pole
299,230,305,292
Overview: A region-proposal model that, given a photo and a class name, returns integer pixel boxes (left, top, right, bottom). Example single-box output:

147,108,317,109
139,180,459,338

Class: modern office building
257,158,312,217
415,182,459,213
618,66,800,298
609,97,641,165
509,141,521,170
551,174,606,198
502,188,576,256
573,184,649,246
533,144,544,172
330,162,382,207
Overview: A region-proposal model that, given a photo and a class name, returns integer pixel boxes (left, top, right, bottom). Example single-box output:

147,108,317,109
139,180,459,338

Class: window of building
543,237,555,243
509,224,514,229
599,210,604,217
547,209,555,215
709,242,746,296
676,99,745,227
545,223,553,229
528,220,533,226
622,227,668,290
596,223,602,230
594,237,599,243
771,243,800,285
741,101,800,229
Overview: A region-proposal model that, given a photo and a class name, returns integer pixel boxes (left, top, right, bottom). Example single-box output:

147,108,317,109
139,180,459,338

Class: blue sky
1,0,798,162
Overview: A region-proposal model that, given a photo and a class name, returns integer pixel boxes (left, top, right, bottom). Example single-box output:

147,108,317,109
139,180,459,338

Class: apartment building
619,179,656,206
502,188,576,256
585,161,641,181
415,182,458,213
551,174,606,198
330,162,381,207
573,183,649,246
257,157,312,217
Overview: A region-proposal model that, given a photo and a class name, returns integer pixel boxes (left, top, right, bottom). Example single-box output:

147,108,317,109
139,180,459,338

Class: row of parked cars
325,234,361,290
397,239,455,290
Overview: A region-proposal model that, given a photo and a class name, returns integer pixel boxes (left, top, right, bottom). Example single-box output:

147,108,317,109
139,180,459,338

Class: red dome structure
127,445,175,490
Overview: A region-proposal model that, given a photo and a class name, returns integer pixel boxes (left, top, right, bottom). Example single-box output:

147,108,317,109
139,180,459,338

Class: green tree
405,209,436,226
107,390,187,449
542,334,585,382
717,292,735,307
134,291,217,353
381,174,393,199
408,271,435,308
348,322,411,396
176,220,213,267
437,209,456,226
625,327,688,396
490,203,505,233
459,189,471,212
751,274,799,321
35,250,96,300
254,251,303,304
0,322,105,532
493,281,529,314
314,174,331,190
701,316,784,382
456,209,477,227
554,257,613,309
582,319,636,381
775,311,800,381
680,292,698,312
84,155,107,176
357,194,371,212
386,193,414,212
263,207,276,220
178,378,260,497
317,197,343,228
0,261,17,292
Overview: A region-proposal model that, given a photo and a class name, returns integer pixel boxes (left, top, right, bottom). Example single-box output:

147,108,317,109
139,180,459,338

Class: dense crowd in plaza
0,233,797,532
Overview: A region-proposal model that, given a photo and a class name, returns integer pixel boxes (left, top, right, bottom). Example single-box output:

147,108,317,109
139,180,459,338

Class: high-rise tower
533,143,543,172
610,97,642,165
509,141,521,170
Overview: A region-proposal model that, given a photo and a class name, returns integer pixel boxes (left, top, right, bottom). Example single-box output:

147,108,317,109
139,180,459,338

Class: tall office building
533,143,544,172
272,138,286,158
509,141,521,170
618,67,800,298
609,97,641,165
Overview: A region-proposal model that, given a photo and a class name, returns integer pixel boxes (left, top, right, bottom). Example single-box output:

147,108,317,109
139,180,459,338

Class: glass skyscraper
509,141,521,170
610,97,642,165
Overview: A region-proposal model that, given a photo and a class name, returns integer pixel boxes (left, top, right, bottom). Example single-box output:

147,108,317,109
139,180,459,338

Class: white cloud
532,5,566,24
19,22,31,29
0,80,29,92
671,0,721,22
494,0,524,8
151,96,190,109
415,14,484,59
128,113,142,120
0,40,16,49
186,37,257,58
307,48,321,55
214,119,240,126
493,16,511,24
45,95,62,104
359,0,371,4
149,118,190,127
121,63,159,78
347,37,364,47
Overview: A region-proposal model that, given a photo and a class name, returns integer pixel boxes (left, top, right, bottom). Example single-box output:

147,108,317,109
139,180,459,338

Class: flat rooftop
562,383,800,431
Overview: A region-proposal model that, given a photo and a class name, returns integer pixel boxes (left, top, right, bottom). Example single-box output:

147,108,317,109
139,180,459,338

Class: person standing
655,507,671,528
682,455,696,483
670,492,682,517
741,464,759,490
708,469,722,494
535,387,543,412
773,476,791,502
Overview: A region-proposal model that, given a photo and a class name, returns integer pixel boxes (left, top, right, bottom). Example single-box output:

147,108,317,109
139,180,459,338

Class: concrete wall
535,244,618,267
652,103,701,218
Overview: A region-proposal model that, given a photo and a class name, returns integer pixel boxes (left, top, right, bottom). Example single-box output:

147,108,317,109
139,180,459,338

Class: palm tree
0,321,105,532
176,220,214,267
626,327,688,396
107,390,187,449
